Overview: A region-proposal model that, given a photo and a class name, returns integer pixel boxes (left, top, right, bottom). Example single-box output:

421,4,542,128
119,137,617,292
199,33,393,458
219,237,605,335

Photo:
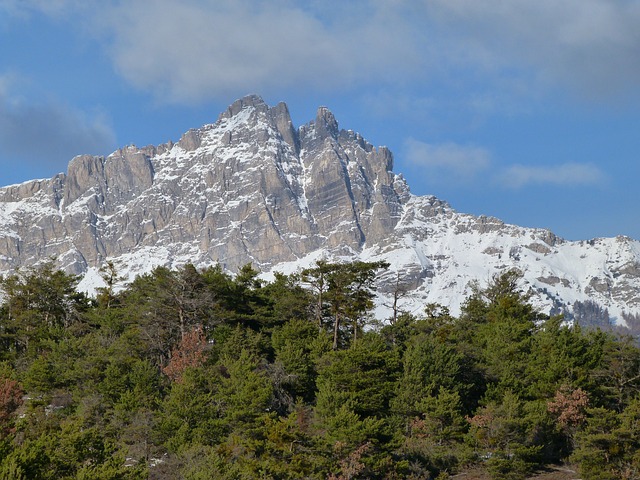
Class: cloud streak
498,163,606,188
104,0,640,104
0,0,92,18
404,138,491,182
405,136,606,190
4,1,640,106
425,0,640,99
0,73,116,175
95,0,426,104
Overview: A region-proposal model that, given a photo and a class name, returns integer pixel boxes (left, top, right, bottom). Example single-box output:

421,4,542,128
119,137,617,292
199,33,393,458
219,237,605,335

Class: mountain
1,94,639,323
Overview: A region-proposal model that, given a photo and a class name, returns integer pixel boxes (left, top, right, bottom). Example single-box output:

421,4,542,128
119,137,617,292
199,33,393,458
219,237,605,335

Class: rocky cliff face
1,95,639,322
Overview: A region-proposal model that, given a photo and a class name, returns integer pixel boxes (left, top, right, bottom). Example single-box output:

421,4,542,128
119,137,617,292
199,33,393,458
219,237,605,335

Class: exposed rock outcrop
1,95,639,321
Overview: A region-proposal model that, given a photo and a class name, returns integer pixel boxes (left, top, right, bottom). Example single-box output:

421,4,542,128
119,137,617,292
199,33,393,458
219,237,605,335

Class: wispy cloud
3,1,640,106
405,136,607,190
0,73,116,174
92,0,427,104
404,138,491,182
0,0,92,17
425,0,640,100
103,0,640,104
498,163,606,188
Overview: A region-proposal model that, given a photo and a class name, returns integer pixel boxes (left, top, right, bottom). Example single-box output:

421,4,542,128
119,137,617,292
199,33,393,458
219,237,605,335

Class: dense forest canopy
0,260,639,479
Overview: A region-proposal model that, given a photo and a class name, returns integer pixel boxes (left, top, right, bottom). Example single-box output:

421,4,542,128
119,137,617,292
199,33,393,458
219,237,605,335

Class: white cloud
425,0,640,99
0,74,116,172
90,0,426,104
4,1,640,106
499,163,605,188
404,136,607,189
404,138,491,181
98,1,640,105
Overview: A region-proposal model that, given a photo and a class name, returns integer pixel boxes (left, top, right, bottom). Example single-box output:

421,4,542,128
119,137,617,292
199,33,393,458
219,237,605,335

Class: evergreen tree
393,332,467,418
272,318,330,402
0,261,638,478
0,261,90,356
571,400,640,479
316,333,400,419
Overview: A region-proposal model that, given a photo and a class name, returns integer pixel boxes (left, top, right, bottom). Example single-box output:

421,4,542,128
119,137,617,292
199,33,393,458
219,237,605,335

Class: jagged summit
221,93,267,117
0,96,639,322
0,95,405,273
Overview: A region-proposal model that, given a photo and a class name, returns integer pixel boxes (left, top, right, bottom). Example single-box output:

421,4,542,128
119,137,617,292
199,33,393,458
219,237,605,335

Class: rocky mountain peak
64,154,106,205
0,96,639,324
177,129,202,151
268,101,298,153
219,93,268,120
314,106,340,139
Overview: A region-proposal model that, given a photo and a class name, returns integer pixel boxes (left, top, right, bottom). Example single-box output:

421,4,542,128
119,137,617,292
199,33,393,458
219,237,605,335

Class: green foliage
590,333,640,410
302,260,389,349
263,271,314,324
0,261,90,357
158,365,227,451
526,316,601,398
218,350,274,429
571,399,640,479
466,390,543,479
399,387,472,477
272,318,330,402
472,272,544,399
316,333,400,419
393,332,467,417
119,264,215,364
0,261,639,477
209,324,272,362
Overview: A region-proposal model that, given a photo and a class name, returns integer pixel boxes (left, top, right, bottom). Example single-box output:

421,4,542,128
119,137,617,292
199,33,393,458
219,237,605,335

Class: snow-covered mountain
1,95,639,323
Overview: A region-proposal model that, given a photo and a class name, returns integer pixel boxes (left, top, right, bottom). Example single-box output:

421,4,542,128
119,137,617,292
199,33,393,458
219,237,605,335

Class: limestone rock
0,95,639,323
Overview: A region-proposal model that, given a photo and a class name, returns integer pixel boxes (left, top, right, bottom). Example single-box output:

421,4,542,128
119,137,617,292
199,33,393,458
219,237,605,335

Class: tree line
0,260,639,479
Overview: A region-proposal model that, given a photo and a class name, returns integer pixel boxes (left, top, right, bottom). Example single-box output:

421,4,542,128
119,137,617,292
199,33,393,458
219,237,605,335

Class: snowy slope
1,95,639,324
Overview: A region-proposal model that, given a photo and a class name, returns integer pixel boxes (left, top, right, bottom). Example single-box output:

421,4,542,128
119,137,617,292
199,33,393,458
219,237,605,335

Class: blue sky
1,1,639,241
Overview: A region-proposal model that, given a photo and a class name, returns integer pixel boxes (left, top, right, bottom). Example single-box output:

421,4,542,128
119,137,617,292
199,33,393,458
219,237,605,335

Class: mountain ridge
1,94,639,323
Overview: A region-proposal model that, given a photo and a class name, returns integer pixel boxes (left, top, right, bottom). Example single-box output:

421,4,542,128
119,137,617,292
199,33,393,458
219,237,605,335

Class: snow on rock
0,95,639,325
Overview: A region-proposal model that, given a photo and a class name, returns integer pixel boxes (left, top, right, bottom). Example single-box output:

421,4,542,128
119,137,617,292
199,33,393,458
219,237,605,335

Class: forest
0,259,639,479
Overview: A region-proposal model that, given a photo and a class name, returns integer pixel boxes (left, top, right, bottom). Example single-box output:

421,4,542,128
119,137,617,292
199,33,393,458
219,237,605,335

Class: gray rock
0,94,639,322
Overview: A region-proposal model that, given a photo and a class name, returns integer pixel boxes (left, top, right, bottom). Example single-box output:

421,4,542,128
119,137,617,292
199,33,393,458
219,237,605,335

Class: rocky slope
1,95,639,322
